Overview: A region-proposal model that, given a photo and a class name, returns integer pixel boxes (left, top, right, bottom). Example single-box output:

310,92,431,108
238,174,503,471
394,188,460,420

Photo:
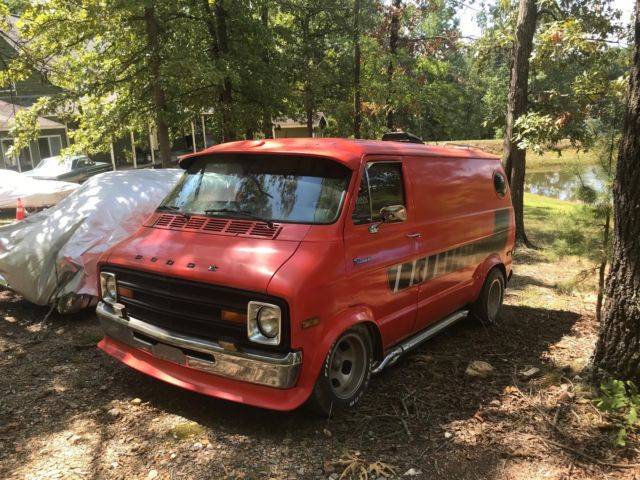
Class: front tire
308,325,373,416
472,267,505,324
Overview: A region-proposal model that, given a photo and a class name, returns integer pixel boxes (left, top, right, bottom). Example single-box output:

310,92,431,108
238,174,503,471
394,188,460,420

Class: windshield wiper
156,205,191,220
204,208,275,228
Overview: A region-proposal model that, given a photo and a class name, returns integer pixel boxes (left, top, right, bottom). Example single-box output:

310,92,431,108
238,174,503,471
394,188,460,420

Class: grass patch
428,138,597,171
524,193,583,250
167,421,206,440
524,192,602,273
521,193,601,296
74,328,104,345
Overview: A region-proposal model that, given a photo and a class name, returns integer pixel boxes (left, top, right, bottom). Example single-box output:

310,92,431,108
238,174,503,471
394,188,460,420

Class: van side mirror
380,205,407,223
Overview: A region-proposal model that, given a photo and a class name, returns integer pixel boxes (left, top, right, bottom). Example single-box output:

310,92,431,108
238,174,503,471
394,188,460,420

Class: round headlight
104,275,117,300
257,306,279,338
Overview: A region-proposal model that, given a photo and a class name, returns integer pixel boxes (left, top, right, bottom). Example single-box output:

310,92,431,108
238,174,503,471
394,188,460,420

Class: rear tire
472,267,505,324
308,325,373,416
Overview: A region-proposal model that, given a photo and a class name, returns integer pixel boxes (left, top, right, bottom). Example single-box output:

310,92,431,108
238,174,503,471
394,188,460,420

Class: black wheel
308,325,373,416
472,267,505,324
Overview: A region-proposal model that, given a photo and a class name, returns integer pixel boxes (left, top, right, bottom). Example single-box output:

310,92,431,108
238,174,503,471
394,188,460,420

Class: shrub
595,379,640,446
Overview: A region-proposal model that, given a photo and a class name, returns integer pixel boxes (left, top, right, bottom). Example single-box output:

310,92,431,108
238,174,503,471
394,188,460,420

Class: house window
37,135,63,159
0,138,31,169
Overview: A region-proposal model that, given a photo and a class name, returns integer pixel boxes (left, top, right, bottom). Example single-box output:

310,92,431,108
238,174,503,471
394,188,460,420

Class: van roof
178,138,500,170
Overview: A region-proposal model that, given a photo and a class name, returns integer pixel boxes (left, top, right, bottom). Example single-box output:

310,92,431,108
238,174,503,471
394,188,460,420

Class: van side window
494,171,507,197
352,162,405,225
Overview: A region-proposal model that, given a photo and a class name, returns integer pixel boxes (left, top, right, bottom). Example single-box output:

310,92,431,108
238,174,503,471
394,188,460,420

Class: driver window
352,162,405,225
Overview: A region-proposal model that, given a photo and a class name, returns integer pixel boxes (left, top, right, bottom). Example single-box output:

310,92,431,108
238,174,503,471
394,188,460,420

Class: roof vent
442,142,488,152
381,131,424,144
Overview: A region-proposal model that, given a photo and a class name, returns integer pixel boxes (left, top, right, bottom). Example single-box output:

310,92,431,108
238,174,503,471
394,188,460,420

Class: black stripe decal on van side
387,208,511,293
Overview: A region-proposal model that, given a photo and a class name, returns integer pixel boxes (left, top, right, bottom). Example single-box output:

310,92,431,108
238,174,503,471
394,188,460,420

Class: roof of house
0,99,65,131
0,15,22,51
179,137,500,170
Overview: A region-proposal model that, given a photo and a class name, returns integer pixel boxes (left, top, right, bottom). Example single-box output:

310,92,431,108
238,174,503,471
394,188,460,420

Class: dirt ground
1,247,640,479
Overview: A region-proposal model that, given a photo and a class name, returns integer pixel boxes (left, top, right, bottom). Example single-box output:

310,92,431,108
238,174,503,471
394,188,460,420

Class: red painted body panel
105,220,309,293
98,337,310,411
342,155,419,346
98,138,514,411
178,138,500,171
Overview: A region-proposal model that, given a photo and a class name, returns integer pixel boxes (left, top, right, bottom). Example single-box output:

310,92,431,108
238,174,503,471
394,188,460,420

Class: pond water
525,166,604,201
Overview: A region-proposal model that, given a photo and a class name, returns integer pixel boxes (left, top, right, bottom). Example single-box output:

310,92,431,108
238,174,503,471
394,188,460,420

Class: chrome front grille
102,266,290,352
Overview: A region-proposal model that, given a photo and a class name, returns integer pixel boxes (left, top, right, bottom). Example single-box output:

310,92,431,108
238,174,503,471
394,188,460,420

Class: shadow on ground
3,285,609,479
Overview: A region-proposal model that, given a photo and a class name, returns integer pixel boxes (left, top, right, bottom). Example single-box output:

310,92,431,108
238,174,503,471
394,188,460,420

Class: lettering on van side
387,208,511,293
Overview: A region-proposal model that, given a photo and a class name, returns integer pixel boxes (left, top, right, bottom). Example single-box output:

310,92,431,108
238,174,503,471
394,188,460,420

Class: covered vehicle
0,169,79,209
24,154,111,183
0,169,181,312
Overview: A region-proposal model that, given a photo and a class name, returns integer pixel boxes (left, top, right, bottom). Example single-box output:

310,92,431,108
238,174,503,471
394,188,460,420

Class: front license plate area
151,342,186,365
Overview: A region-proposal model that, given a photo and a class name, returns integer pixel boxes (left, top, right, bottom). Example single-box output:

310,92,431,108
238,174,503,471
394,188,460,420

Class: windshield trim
159,153,354,227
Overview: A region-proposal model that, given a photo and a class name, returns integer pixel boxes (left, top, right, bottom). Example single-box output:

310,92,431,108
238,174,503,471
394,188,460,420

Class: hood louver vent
152,214,282,239
225,220,252,235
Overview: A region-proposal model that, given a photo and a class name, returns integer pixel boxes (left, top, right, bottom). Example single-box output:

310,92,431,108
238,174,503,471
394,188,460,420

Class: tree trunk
305,87,314,137
386,0,401,131
144,6,172,168
261,3,273,139
592,0,640,382
215,1,235,142
199,0,236,142
596,131,617,321
596,210,611,321
502,0,537,246
353,0,362,138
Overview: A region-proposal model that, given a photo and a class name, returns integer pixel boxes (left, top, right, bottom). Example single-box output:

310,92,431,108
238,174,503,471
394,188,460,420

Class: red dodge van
96,138,514,413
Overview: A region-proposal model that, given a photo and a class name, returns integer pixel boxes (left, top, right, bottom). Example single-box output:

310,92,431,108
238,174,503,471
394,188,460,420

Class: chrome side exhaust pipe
372,310,469,374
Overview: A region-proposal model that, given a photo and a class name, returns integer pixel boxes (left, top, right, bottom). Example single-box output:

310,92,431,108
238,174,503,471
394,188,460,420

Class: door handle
353,256,371,265
406,232,422,239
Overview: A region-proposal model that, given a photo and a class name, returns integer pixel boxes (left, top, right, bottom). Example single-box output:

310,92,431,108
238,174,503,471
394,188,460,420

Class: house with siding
272,112,327,138
0,15,69,171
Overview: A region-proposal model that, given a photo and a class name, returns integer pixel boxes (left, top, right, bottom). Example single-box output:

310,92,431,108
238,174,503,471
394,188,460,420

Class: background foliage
0,0,631,156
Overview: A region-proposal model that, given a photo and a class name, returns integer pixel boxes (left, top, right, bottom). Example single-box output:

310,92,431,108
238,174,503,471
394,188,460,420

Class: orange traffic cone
16,197,25,221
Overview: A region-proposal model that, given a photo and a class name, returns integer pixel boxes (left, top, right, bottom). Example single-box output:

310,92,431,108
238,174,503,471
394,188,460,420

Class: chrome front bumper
96,302,301,389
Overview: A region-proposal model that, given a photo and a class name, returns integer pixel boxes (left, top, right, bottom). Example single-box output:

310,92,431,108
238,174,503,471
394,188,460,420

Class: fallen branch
512,379,640,469
539,437,640,469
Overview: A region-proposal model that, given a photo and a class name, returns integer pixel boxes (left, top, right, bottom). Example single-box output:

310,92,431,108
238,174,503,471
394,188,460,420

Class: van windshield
160,154,352,224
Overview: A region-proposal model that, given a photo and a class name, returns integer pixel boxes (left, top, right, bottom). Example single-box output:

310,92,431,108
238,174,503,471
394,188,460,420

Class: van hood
104,223,308,293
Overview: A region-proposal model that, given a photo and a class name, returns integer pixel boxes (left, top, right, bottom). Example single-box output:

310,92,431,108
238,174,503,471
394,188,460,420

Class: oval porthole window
493,171,507,197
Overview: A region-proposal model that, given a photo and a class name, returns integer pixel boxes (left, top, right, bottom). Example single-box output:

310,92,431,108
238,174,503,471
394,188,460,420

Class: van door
344,158,419,346
408,156,487,332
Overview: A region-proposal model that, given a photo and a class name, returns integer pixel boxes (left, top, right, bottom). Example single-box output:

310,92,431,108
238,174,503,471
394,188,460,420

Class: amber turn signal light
221,310,247,324
301,317,320,329
116,286,134,299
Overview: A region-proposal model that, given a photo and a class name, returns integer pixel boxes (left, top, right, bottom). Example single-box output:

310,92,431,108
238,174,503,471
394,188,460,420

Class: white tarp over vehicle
0,169,181,311
0,169,80,208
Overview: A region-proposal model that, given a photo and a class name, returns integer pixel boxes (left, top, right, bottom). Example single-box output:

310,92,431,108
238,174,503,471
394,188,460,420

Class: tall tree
144,5,172,167
353,0,362,138
592,0,640,382
502,0,537,246
260,1,274,139
386,0,401,130
198,0,236,142
279,0,351,136
1,0,202,159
